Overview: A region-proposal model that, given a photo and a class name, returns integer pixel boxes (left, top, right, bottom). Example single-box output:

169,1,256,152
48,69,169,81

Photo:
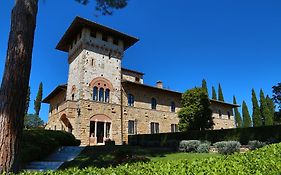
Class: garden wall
128,125,281,146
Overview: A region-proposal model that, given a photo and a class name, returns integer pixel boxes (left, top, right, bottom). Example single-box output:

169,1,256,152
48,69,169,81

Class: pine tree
212,86,217,100
251,89,262,127
260,89,272,126
266,95,275,125
233,96,242,128
202,79,208,97
242,101,252,128
25,86,30,115
218,83,224,102
34,82,43,116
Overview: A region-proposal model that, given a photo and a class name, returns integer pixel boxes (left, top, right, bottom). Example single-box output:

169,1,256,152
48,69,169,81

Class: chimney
156,81,163,89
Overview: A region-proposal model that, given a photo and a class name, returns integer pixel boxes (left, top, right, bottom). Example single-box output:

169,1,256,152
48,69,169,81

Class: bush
196,142,210,153
179,140,200,152
129,125,281,146
21,129,80,164
248,140,266,150
214,141,241,154
19,142,281,175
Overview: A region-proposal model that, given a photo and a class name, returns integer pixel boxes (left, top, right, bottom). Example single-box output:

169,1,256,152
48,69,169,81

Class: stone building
43,16,239,145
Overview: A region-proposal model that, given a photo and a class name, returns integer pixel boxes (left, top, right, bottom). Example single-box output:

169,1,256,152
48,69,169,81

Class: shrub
248,140,266,150
196,142,210,153
179,140,200,152
214,141,241,154
21,129,80,164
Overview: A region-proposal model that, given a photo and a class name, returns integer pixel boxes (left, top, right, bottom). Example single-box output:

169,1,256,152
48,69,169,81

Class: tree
266,95,275,125
233,96,242,128
272,83,281,110
260,89,273,126
212,86,217,100
0,0,127,173
34,82,43,116
242,101,252,128
178,88,214,131
251,89,262,127
218,83,224,102
201,79,208,97
24,114,44,129
25,86,30,115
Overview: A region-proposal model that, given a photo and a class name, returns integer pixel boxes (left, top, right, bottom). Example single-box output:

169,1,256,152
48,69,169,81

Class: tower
56,17,139,105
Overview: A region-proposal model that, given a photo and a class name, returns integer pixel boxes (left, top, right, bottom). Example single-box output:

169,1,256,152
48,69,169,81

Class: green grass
149,152,220,162
60,145,219,169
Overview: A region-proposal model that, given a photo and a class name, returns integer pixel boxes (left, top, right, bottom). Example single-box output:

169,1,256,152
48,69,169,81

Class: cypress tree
212,86,217,100
233,96,242,128
266,95,275,125
34,82,43,116
25,86,30,115
260,89,272,126
251,89,262,127
202,79,208,97
242,101,252,128
218,83,224,102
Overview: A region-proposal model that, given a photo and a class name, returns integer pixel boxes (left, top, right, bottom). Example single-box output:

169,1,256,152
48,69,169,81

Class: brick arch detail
60,114,73,129
90,114,112,122
89,77,113,90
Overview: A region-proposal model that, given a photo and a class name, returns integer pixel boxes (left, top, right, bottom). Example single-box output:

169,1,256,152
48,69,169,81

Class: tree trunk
0,0,38,173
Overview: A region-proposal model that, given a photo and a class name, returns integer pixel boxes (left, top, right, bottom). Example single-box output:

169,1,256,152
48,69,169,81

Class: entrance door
97,122,104,143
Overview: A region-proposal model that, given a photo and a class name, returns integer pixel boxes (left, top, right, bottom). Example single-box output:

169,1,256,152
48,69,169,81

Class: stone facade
44,17,239,146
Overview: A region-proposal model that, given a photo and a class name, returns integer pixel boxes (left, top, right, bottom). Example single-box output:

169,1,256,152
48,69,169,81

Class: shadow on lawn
60,145,176,169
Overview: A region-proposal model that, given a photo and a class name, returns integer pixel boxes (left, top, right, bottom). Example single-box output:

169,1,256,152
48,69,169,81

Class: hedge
21,129,80,164
19,142,281,174
129,125,281,147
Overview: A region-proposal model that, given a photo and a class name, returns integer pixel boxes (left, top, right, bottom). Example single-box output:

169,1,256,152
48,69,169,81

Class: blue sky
0,0,280,122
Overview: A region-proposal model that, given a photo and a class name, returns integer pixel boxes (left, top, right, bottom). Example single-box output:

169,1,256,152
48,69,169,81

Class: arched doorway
60,114,73,133
89,114,112,145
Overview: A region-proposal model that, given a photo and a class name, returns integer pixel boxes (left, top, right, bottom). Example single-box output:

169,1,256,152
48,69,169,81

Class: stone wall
210,102,235,129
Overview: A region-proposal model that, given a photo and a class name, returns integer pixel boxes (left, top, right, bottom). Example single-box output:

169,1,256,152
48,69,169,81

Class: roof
42,84,67,103
121,80,182,95
56,16,139,52
209,99,240,108
121,67,144,76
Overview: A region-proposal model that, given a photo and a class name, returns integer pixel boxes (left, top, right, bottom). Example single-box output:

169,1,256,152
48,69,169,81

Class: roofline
42,84,67,103
121,80,182,95
209,99,240,108
56,16,139,52
121,67,145,76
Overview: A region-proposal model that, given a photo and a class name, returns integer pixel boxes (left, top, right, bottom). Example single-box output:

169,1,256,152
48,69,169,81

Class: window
113,38,118,45
99,88,104,102
128,120,135,135
90,30,96,38
218,109,222,118
106,123,111,138
72,94,75,101
135,77,140,82
151,98,157,110
150,122,159,134
102,34,108,41
171,124,178,132
105,89,110,103
89,121,95,137
227,111,231,119
128,94,134,107
171,101,176,112
93,87,98,101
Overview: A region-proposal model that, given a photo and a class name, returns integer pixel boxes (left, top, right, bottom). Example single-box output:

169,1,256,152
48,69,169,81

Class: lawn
60,145,219,169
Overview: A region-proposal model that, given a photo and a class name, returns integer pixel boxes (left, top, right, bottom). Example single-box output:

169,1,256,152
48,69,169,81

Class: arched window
71,94,75,101
227,111,231,119
128,94,134,107
219,109,222,118
99,88,104,102
151,98,157,110
105,89,110,103
93,86,98,101
171,101,176,112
